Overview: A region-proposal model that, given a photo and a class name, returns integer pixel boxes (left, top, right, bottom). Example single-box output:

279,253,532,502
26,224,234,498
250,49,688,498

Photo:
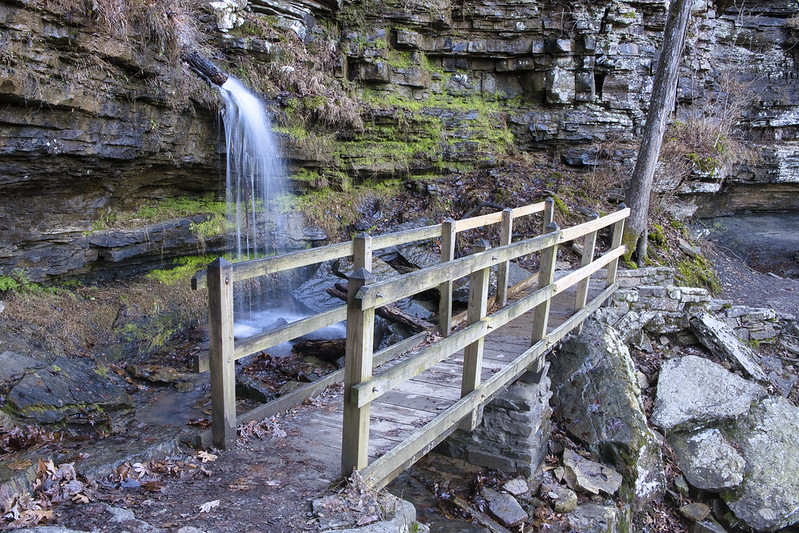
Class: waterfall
218,76,286,262
218,76,287,316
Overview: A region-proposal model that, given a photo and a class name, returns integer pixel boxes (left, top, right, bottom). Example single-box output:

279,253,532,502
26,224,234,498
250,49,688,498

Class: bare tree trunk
625,0,694,265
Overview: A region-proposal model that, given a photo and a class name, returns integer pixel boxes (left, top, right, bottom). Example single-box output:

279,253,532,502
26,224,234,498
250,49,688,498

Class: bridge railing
192,200,552,449
342,205,629,487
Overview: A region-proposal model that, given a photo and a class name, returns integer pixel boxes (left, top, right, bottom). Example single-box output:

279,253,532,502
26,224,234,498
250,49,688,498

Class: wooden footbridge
192,199,629,489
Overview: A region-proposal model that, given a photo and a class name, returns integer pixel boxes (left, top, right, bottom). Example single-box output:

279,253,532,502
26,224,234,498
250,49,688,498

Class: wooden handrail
197,198,617,455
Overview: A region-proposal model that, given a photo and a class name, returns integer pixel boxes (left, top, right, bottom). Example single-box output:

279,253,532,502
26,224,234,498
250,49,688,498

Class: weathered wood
358,231,562,309
511,201,547,219
606,204,627,287
461,240,490,430
554,246,626,294
342,268,376,476
532,222,559,349
182,50,228,86
328,284,434,333
575,213,599,313
543,197,554,229
351,281,558,409
208,258,236,449
195,331,428,449
454,211,504,232
360,283,619,489
353,232,372,271
293,338,346,362
371,224,442,250
438,218,457,337
558,207,629,242
496,208,513,307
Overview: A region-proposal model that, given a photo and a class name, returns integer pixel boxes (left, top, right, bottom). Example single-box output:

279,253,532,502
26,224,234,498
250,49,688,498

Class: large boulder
724,397,799,531
667,428,745,491
651,356,767,433
549,318,664,505
5,356,133,425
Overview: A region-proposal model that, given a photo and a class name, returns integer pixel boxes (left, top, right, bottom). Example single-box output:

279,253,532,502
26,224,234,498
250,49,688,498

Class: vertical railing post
438,218,457,337
532,222,559,351
543,197,554,231
353,231,373,272
606,203,627,287
341,266,376,477
208,258,236,449
575,213,599,312
461,239,490,431
496,208,513,307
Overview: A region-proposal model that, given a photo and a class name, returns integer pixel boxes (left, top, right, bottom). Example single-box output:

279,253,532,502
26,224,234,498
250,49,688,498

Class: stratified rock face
1,0,799,280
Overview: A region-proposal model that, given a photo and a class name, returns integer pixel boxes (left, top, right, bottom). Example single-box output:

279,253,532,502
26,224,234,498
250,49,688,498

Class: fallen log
181,50,228,86
293,338,346,363
327,283,436,333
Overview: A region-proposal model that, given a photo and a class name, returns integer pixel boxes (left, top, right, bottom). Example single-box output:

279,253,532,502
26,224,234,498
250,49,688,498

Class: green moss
552,196,570,215
0,275,20,292
676,253,722,294
145,256,217,286
648,223,666,248
90,194,227,233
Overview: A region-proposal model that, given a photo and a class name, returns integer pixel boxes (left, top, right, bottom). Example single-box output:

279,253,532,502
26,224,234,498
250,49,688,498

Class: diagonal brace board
360,283,620,489
351,244,626,409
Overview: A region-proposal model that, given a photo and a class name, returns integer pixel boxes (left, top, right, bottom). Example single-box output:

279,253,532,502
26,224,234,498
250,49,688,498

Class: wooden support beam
208,258,236,449
353,232,373,271
342,268,376,476
496,208,513,308
532,222,559,356
438,218,456,337
575,213,599,314
543,197,555,229
461,240,490,431
606,204,627,287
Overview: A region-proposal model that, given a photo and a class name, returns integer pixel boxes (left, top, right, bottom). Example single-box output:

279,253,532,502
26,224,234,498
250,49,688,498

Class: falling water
218,76,286,262
218,76,287,317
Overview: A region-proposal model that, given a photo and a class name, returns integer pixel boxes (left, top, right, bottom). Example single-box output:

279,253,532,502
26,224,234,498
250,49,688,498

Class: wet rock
0,351,49,389
6,357,132,424
127,364,192,384
651,356,767,432
668,429,744,491
562,449,623,496
680,502,711,522
482,487,527,527
564,503,630,532
549,318,664,505
540,483,577,514
724,397,799,531
689,312,768,382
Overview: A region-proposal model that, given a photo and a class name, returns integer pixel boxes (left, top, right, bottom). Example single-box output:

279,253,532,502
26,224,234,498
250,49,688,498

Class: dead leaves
198,499,219,513
237,419,286,443
1,459,92,529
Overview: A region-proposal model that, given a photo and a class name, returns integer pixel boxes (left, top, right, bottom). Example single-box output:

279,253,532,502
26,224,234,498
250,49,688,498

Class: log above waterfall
181,50,228,87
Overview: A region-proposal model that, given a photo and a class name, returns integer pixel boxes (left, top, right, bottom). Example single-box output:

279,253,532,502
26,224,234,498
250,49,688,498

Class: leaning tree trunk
625,0,694,265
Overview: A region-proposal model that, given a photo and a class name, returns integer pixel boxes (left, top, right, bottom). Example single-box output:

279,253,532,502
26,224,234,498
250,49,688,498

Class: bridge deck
285,284,585,470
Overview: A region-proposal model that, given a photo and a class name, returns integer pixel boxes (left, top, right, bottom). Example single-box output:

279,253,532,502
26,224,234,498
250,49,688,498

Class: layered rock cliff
0,0,797,280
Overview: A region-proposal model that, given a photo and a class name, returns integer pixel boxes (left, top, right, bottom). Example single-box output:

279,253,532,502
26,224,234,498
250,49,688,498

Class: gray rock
6,356,132,424
540,483,577,513
692,519,728,533
680,502,711,522
0,350,49,387
724,397,799,531
320,499,426,533
669,429,745,491
564,503,631,533
549,318,664,505
482,487,527,527
690,312,768,382
503,478,528,496
652,356,767,432
562,448,623,496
